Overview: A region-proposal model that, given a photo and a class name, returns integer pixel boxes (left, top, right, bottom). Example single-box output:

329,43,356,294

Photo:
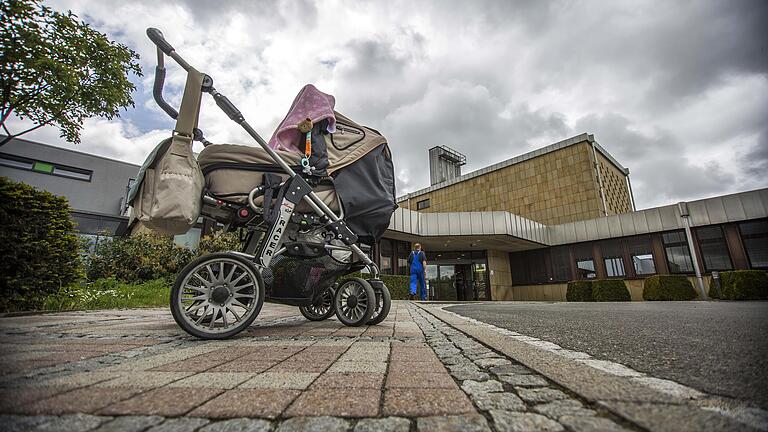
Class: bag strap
262,174,283,223
174,68,205,141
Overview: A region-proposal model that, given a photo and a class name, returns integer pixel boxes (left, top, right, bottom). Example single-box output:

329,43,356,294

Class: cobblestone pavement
0,301,755,431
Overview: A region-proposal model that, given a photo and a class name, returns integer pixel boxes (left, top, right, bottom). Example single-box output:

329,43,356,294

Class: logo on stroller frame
260,200,295,267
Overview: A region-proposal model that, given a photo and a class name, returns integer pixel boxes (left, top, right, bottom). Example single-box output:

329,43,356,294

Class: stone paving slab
0,301,755,431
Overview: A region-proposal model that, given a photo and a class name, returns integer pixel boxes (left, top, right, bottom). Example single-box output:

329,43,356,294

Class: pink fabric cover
267,84,336,152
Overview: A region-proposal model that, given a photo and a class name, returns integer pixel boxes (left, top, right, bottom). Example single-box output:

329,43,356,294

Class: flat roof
0,136,141,169
386,187,768,249
398,133,628,202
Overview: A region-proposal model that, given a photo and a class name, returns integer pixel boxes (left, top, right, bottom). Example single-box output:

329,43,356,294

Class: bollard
711,271,722,299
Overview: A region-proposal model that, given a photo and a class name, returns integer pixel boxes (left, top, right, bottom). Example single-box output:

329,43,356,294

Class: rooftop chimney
429,146,466,185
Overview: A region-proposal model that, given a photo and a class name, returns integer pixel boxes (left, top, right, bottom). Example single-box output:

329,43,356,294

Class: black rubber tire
299,288,336,321
334,278,376,327
367,282,391,325
170,252,265,340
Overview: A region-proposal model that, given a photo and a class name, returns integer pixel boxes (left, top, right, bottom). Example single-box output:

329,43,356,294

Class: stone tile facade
401,140,632,226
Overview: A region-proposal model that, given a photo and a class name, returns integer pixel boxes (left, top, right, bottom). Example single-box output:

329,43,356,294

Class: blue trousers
410,270,427,300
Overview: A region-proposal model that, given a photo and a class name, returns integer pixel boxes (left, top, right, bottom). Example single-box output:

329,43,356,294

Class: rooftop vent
429,146,466,185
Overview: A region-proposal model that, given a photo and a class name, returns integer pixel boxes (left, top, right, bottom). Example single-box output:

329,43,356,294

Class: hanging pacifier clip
298,118,315,175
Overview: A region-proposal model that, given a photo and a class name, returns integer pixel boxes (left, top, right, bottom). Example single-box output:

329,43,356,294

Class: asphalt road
446,301,768,409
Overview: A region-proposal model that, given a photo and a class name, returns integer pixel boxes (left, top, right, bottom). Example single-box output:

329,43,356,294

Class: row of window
0,153,93,181
510,220,767,284
378,238,412,275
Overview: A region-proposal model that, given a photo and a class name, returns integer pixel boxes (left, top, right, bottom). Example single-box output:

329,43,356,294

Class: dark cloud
575,113,737,205
740,127,768,184
33,0,768,210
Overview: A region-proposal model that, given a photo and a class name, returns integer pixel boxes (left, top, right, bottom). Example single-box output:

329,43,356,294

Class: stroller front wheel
334,278,376,326
171,252,265,339
367,282,391,325
299,287,336,321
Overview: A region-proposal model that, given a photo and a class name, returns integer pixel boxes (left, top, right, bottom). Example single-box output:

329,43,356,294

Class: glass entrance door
473,263,490,300
426,265,457,301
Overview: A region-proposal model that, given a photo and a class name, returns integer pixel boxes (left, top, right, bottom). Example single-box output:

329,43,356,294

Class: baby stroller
139,29,397,339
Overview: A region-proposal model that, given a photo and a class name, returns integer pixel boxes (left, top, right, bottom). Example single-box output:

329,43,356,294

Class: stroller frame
146,29,389,339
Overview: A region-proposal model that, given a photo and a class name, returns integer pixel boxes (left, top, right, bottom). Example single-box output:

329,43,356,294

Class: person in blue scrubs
408,243,428,300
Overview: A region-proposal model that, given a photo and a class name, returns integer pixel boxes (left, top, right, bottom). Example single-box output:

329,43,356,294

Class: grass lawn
43,278,169,311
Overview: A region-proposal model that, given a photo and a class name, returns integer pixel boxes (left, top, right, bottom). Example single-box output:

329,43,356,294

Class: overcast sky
11,0,768,209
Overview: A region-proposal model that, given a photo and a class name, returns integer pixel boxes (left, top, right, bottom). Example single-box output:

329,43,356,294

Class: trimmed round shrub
566,281,593,302
0,177,83,312
643,275,696,301
716,270,768,300
592,279,631,301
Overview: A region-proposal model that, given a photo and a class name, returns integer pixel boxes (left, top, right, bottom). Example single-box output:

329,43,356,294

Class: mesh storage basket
262,254,351,301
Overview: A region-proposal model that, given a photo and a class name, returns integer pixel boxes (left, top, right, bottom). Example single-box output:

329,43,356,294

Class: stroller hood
326,112,396,245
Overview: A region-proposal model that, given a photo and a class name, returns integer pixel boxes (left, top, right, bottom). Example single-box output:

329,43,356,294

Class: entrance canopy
385,207,548,252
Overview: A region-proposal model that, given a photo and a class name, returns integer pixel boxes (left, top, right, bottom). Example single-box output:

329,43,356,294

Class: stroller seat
197,143,340,213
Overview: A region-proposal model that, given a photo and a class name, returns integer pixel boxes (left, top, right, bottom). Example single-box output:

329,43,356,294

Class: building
379,134,767,301
398,134,635,225
3,135,766,303
0,137,137,241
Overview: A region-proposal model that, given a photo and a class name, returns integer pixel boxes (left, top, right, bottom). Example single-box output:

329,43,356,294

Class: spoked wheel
299,288,336,321
334,278,376,326
171,252,265,339
367,281,391,325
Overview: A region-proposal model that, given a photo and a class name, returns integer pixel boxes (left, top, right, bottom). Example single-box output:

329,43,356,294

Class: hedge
643,275,697,301
592,279,631,302
710,270,768,300
340,272,410,300
566,281,593,302
0,177,82,312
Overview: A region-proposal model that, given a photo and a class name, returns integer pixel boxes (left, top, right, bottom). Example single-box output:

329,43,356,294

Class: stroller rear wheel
299,288,336,321
367,282,391,325
334,278,376,326
171,252,265,339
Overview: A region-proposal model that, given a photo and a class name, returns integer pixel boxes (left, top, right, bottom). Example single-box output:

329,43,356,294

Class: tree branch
0,105,13,127
0,113,60,147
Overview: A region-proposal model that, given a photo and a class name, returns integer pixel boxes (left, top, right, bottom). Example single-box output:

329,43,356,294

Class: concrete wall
403,141,630,225
0,138,139,216
495,275,713,302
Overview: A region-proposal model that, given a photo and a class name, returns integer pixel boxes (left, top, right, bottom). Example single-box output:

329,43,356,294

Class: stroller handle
144,28,379,276
147,28,175,56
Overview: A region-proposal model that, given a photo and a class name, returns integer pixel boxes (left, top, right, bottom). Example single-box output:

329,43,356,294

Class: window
0,154,33,170
0,153,92,182
396,241,410,275
379,239,394,275
509,249,547,284
626,235,656,275
53,165,92,181
573,244,596,279
549,246,570,281
416,199,430,210
662,231,694,273
600,240,626,277
604,257,625,277
739,220,768,269
696,226,732,271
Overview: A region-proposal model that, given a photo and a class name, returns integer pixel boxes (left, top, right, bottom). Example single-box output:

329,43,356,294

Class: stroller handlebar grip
153,66,178,120
147,28,175,55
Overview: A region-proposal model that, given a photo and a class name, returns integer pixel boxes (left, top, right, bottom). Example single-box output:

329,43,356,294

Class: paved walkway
0,301,757,431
